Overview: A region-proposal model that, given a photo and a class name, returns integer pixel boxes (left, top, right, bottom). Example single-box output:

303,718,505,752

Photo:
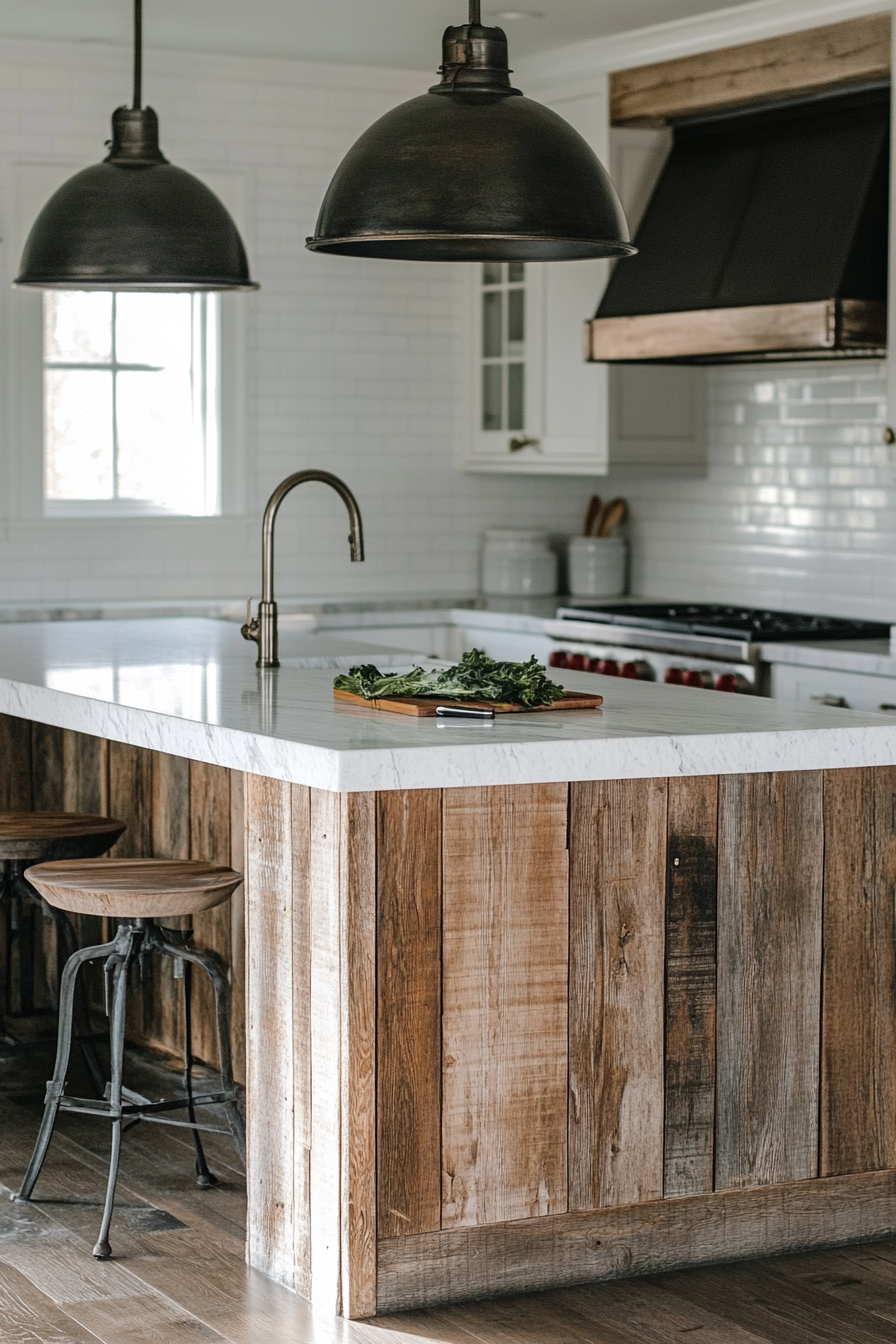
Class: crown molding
519,0,891,91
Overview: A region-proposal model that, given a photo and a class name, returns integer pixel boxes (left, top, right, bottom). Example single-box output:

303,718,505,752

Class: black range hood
587,84,890,364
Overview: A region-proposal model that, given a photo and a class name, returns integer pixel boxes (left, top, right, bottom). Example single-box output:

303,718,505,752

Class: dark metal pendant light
307,0,635,262
15,1,258,291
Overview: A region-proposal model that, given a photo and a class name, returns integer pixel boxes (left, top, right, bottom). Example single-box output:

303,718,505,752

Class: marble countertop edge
3,677,896,793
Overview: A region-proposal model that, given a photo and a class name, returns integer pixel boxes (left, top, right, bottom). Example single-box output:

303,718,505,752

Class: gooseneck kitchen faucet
242,471,364,668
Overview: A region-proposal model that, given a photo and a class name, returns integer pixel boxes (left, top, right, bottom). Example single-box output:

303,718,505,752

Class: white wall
603,361,896,622
0,37,595,605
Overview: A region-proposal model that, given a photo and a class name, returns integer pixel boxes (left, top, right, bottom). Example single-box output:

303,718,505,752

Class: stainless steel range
544,603,890,695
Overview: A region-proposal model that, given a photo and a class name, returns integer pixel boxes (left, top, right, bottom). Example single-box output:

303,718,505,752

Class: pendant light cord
133,0,142,109
469,0,481,24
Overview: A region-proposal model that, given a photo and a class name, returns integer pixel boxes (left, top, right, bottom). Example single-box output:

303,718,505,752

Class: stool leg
93,938,135,1261
14,936,116,1205
160,938,245,1167
15,873,106,1098
8,862,35,1016
181,958,217,1189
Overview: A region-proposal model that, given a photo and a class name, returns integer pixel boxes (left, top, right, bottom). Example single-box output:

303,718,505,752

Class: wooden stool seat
0,812,125,862
24,859,243,918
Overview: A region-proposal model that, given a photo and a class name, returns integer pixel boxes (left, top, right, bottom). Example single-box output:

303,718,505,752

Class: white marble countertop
0,618,895,792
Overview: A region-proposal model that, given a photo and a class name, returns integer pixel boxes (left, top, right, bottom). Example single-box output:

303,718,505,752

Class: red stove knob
683,669,713,689
665,667,685,685
567,652,587,671
621,660,654,681
549,651,568,668
596,659,620,677
716,672,751,694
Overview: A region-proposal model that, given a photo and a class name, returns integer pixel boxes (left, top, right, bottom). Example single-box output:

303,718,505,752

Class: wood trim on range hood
610,13,891,127
586,299,887,363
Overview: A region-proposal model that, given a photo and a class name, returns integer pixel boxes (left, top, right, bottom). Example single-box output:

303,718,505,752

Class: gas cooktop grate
560,603,891,642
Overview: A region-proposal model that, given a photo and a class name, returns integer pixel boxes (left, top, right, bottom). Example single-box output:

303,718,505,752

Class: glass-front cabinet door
467,260,546,469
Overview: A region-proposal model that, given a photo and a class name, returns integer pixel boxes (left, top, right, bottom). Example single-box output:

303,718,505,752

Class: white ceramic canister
481,528,558,597
567,536,627,598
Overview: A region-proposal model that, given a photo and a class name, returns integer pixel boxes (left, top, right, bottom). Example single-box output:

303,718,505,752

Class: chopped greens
334,648,565,708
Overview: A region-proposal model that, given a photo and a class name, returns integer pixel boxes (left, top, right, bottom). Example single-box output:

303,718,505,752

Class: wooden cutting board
333,689,604,716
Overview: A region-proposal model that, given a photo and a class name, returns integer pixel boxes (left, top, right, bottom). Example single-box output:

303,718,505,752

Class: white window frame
3,160,247,525
43,290,222,519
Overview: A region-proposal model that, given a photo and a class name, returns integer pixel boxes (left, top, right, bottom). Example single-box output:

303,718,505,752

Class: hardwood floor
1,1037,896,1342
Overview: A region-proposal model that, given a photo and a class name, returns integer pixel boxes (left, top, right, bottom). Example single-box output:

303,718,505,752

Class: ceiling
1,0,754,70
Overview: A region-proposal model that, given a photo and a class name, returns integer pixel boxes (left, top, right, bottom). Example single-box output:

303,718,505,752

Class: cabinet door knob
509,436,540,453
885,427,895,445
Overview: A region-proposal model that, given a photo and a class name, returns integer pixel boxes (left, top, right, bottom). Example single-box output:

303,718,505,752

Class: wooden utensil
583,495,602,537
597,497,627,537
333,689,603,716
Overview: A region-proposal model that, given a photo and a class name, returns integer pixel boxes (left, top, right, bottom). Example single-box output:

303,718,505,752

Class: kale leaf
334,649,564,708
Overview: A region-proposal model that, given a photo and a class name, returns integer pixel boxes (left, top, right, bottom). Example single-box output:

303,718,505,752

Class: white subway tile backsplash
606,357,896,621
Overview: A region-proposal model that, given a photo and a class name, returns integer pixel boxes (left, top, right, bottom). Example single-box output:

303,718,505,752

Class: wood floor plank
821,767,896,1176
765,1243,896,1325
376,789,442,1240
441,784,569,1229
664,775,718,1199
654,1259,896,1344
62,1294,226,1344
715,771,824,1190
561,1278,773,1344
0,1264,100,1344
569,778,667,1211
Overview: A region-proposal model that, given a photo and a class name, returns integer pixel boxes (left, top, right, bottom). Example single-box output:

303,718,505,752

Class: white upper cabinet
461,91,707,475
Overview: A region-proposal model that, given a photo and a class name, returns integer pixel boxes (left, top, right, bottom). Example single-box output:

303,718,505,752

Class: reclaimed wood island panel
4,709,896,1319
6,612,896,1323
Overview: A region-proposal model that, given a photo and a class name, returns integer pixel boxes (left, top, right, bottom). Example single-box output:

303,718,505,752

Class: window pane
507,288,525,348
483,364,502,431
44,291,112,364
483,291,502,358
45,369,113,499
116,369,204,512
507,262,525,283
507,363,525,431
115,293,193,369
482,262,503,286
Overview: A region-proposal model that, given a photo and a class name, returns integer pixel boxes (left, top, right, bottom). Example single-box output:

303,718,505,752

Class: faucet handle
241,597,260,644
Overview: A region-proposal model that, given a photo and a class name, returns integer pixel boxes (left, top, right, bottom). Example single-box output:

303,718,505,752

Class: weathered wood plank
229,770,246,1088
664,775,718,1199
61,729,108,817
569,778,666,1212
821,766,896,1176
376,1167,896,1313
441,784,569,1229
610,14,892,126
290,783,312,1299
0,713,32,810
190,760,234,1069
30,722,65,810
108,742,153,860
715,771,823,1190
377,789,442,1239
244,773,295,1290
308,788,377,1319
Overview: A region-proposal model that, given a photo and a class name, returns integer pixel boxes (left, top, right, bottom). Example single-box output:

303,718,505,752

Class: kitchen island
2,618,896,1319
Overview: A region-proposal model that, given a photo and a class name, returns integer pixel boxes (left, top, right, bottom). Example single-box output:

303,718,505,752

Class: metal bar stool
12,858,245,1260
0,811,126,1093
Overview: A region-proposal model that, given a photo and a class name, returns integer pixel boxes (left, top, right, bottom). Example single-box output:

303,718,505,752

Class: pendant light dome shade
307,7,634,263
16,3,258,292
